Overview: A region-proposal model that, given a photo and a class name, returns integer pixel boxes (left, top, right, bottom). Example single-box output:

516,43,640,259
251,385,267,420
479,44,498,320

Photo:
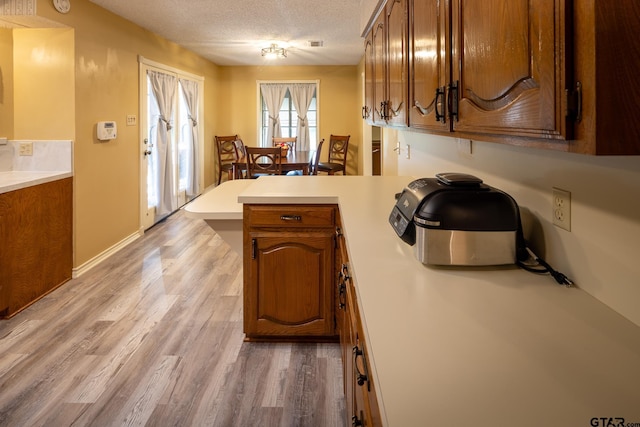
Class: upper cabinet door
385,0,408,127
451,0,569,141
363,35,375,123
372,13,387,125
409,0,449,132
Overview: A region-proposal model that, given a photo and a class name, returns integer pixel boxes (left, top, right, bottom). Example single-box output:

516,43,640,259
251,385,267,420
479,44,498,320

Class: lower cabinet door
244,231,335,339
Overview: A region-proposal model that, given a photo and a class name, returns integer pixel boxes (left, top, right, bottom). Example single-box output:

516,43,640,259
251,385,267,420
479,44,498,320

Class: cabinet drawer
246,205,335,228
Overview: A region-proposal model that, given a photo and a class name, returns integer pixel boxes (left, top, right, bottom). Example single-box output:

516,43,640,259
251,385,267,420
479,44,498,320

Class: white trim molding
72,230,143,278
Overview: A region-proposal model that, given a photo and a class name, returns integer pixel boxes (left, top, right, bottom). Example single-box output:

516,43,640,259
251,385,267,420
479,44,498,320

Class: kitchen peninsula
185,175,640,427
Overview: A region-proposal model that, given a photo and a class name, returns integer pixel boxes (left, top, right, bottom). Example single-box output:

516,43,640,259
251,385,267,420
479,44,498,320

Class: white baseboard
72,230,143,278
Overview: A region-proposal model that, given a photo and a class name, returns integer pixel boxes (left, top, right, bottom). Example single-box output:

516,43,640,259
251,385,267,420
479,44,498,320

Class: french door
139,57,204,230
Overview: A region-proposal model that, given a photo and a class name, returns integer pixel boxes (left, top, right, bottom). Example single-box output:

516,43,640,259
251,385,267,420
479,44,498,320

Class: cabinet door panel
386,0,408,127
372,14,387,125
363,35,375,123
452,0,568,140
409,0,449,131
247,232,334,337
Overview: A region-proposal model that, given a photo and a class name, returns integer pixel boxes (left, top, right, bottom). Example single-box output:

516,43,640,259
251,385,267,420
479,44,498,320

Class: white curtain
179,78,200,197
289,83,316,151
148,70,177,216
260,83,288,146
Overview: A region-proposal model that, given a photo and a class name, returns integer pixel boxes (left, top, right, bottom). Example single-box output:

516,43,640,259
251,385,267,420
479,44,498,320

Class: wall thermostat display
97,121,117,141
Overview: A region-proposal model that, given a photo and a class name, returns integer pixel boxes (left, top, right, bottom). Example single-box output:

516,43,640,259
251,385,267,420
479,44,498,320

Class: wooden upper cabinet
372,13,387,125
385,0,408,127
367,0,640,154
571,1,640,155
451,0,569,142
409,0,449,132
363,34,375,123
363,0,408,127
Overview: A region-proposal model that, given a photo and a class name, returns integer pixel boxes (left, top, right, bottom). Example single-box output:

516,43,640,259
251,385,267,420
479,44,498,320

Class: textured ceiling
88,0,365,66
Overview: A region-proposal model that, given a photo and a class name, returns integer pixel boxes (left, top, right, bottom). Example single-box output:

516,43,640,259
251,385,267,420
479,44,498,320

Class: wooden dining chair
309,139,325,175
245,147,282,178
317,134,350,175
272,137,297,152
233,138,247,179
215,135,240,185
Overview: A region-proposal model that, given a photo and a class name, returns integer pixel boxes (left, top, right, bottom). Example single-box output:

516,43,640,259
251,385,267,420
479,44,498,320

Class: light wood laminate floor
0,210,346,426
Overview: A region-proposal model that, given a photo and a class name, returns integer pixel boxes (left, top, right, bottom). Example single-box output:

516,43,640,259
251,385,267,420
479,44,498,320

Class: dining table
233,149,313,178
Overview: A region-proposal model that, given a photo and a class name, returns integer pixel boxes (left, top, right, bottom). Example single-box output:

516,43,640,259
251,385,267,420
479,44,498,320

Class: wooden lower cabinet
243,204,338,341
243,204,382,424
336,222,382,426
0,178,73,318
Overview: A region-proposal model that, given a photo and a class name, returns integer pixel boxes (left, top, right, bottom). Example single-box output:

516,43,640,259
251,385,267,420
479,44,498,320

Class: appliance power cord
517,247,574,287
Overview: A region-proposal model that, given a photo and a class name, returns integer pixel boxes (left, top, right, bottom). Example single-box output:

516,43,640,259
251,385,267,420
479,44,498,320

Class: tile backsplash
0,140,73,172
0,143,12,171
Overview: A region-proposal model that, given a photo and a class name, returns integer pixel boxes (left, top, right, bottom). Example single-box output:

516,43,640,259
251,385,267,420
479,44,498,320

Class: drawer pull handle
338,281,346,310
353,345,370,390
280,215,302,221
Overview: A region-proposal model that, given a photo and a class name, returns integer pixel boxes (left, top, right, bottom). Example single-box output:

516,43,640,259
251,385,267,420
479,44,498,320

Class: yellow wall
0,29,14,138
217,65,361,174
12,0,362,271
13,28,75,139
34,0,221,268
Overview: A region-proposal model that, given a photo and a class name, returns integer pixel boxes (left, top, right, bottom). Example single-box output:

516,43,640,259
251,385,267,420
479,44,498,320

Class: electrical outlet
552,187,571,231
19,142,33,156
126,115,137,126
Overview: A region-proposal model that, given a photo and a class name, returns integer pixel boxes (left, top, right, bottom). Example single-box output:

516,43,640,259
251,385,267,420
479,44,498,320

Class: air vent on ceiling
308,40,324,47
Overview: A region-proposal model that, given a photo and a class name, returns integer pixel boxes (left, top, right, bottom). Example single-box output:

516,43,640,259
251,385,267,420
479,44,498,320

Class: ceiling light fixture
261,44,287,59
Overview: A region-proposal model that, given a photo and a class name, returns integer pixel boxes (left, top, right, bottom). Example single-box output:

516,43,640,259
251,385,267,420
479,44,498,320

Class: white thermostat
97,121,117,141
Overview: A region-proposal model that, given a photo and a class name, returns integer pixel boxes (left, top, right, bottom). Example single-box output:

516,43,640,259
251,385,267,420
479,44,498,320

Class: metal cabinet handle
353,345,370,390
435,86,446,123
280,215,302,221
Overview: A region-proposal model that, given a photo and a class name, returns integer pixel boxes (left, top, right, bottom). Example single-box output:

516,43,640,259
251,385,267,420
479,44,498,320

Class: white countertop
190,175,640,426
0,171,73,195
185,179,254,220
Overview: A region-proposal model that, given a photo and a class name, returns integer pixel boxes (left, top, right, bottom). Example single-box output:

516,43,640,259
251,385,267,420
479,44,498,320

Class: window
259,82,318,149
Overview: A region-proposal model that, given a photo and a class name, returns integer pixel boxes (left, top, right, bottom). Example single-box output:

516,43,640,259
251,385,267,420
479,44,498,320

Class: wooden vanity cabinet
336,220,382,426
243,204,338,341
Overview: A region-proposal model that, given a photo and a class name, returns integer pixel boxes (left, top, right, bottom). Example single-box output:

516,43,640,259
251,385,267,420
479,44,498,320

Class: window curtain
260,83,288,146
289,83,316,151
179,78,200,197
148,70,177,216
